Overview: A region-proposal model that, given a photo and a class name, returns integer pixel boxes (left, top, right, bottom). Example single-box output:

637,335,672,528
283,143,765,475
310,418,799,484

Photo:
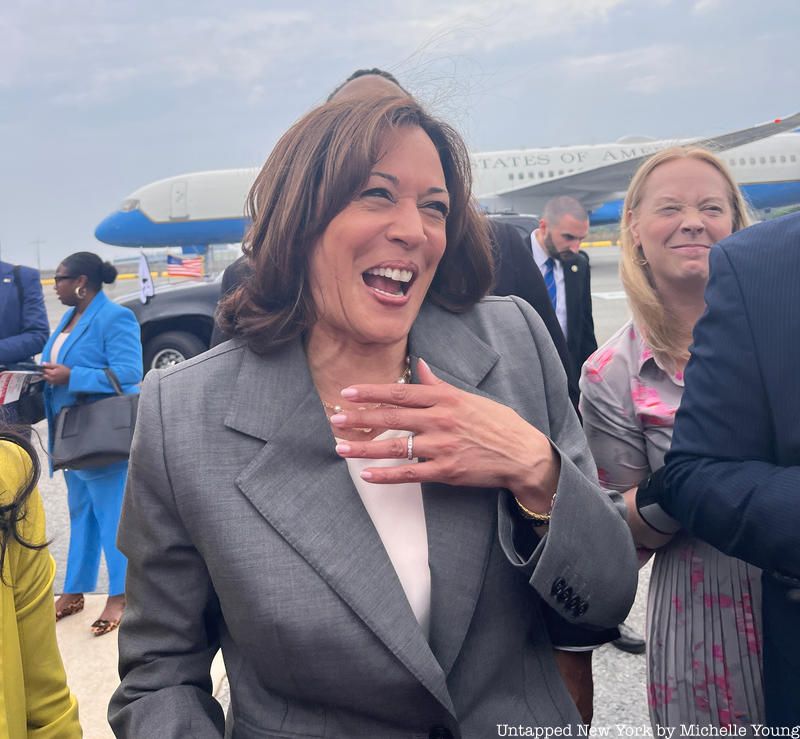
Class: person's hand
622,487,675,551
330,358,559,512
41,362,71,386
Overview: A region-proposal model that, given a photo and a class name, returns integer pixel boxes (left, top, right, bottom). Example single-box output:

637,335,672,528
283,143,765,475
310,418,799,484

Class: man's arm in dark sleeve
0,266,49,363
490,222,580,411
664,245,800,579
577,250,597,369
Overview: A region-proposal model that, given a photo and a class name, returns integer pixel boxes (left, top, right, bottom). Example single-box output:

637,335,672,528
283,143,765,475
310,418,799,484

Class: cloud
562,44,724,95
692,0,723,14
1,0,635,106
1,3,313,104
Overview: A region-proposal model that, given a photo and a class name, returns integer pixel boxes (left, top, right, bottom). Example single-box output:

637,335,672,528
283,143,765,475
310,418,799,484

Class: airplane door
170,180,189,220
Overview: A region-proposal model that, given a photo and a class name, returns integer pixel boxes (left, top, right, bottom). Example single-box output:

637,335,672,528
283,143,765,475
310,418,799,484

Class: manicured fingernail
360,470,373,481
329,413,347,425
340,387,358,399
335,443,351,454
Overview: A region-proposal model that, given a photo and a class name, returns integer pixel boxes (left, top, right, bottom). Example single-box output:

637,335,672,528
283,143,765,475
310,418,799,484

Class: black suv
117,276,223,371
119,214,539,372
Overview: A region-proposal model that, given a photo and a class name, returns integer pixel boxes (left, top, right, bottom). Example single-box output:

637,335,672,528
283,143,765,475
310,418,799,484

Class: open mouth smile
362,266,417,298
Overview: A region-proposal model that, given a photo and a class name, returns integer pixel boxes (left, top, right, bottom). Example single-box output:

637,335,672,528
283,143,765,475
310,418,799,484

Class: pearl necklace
320,357,411,434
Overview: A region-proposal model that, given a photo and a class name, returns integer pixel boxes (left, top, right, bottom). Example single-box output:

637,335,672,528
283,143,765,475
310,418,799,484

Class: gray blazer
109,296,637,739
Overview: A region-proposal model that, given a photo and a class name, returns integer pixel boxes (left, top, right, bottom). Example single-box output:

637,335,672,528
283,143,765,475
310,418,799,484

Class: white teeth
365,267,413,283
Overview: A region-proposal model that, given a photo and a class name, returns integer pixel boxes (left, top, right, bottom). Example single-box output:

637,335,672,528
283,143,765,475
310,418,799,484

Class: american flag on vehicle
166,254,204,278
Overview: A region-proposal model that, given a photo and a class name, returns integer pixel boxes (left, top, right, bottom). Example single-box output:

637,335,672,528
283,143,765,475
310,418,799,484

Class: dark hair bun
101,262,118,284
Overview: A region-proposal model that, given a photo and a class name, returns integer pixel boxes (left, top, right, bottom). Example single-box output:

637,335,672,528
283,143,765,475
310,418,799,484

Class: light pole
29,238,44,271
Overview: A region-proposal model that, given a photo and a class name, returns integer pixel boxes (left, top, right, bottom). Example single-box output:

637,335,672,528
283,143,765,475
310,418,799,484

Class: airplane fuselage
473,132,800,216
95,131,800,247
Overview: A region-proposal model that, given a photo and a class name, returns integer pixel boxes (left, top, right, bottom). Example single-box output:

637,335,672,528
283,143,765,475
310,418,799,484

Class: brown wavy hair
216,95,492,354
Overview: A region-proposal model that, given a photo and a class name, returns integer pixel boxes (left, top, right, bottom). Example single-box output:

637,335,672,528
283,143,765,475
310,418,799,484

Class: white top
340,429,431,639
530,230,568,339
50,331,70,362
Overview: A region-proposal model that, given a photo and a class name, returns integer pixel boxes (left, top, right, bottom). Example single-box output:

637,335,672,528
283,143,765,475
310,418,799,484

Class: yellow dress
0,440,81,738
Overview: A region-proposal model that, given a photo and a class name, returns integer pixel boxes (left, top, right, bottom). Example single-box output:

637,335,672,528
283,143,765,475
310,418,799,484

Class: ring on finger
406,432,415,461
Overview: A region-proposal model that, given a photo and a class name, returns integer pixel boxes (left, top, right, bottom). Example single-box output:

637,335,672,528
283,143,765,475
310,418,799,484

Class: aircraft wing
486,112,800,212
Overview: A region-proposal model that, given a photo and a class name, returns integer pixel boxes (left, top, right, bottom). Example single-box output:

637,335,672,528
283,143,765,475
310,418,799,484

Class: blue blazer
0,260,49,364
42,291,143,452
664,212,800,726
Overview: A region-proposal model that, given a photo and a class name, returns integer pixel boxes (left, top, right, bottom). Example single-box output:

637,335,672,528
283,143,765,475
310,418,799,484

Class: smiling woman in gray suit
109,96,637,739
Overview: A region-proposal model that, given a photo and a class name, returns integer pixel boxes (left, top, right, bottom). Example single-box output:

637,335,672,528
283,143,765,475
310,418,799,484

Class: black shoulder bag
51,369,139,470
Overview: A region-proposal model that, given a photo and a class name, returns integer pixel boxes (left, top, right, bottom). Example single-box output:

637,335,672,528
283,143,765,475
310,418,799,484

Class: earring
75,286,87,299
634,246,648,266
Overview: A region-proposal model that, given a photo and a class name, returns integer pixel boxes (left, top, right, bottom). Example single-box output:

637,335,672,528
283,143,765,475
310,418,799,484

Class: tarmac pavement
39,249,655,736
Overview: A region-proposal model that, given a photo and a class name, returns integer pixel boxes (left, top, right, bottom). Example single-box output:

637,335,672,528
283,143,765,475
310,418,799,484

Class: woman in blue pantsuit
41,252,142,636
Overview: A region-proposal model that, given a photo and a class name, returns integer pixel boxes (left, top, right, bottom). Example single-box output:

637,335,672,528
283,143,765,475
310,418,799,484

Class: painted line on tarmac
592,290,627,300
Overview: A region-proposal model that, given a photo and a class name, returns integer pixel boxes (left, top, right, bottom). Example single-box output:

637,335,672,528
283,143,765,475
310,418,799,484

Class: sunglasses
53,274,77,283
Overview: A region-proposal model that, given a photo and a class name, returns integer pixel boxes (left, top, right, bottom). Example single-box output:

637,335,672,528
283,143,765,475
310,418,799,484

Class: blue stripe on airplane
589,181,800,226
96,181,800,246
94,209,250,247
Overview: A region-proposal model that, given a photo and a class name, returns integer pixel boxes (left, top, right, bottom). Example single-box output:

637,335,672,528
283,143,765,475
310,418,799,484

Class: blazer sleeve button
556,586,573,603
551,577,567,596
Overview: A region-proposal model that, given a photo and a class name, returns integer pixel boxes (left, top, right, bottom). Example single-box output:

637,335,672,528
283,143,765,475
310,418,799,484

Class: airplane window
509,174,515,181
558,170,564,176
529,172,534,178
518,173,524,179
539,172,545,179
548,171,554,177
770,156,776,163
792,155,797,163
749,158,756,165
739,158,746,165
780,156,786,163
760,157,766,164
729,160,735,166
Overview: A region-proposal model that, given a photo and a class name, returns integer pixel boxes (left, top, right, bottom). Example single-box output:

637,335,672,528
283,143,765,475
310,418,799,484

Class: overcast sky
1,0,798,268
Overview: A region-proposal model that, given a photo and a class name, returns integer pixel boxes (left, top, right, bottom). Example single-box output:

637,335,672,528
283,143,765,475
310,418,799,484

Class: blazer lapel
58,292,108,363
409,302,501,674
226,340,454,715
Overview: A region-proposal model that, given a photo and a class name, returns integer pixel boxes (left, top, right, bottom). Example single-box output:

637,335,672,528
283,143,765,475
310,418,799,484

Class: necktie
544,258,557,311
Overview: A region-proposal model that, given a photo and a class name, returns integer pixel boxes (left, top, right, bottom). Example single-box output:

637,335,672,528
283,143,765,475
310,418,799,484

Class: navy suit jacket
562,251,596,383
0,260,49,364
489,221,580,411
664,212,800,726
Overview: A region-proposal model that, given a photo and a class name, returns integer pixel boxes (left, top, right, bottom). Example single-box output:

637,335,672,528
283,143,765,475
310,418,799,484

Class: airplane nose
95,210,147,246
95,212,123,245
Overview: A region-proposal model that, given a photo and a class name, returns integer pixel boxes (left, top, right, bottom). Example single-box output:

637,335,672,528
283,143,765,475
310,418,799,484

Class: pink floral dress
580,320,764,729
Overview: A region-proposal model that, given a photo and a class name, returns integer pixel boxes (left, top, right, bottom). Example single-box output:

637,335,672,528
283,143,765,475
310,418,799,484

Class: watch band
635,466,681,535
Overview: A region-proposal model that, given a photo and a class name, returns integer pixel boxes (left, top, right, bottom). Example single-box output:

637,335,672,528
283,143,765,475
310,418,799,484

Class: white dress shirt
51,331,70,362
530,230,568,339
341,429,431,639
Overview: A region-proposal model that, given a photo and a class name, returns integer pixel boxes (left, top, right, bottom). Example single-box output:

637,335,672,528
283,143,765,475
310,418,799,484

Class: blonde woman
580,147,763,727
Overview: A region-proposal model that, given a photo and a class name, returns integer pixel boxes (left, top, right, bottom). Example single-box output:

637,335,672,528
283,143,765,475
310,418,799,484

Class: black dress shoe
612,621,646,654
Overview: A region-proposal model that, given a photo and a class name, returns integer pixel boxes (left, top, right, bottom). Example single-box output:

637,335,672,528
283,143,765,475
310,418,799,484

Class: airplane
95,113,800,248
